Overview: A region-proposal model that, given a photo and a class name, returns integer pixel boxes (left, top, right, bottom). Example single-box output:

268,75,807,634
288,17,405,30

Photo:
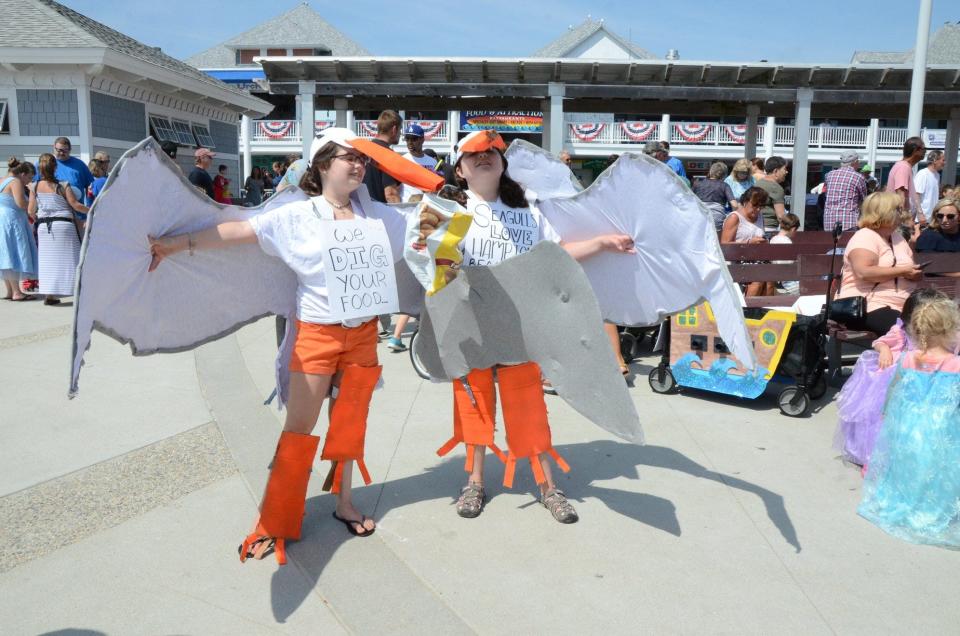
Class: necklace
324,196,351,210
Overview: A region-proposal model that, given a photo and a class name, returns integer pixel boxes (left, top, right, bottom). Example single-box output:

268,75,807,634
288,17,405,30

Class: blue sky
64,0,957,64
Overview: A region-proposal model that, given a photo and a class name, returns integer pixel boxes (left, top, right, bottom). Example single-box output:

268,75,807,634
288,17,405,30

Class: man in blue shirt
660,141,687,179
38,137,94,198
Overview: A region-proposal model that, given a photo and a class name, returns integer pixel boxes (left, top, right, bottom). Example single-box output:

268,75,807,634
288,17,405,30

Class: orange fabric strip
489,443,507,463
357,459,372,486
530,456,546,485
436,436,460,457
503,456,517,488
275,538,287,566
549,448,571,473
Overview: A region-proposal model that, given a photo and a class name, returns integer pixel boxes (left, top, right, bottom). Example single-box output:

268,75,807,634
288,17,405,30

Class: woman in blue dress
0,158,38,300
858,292,960,548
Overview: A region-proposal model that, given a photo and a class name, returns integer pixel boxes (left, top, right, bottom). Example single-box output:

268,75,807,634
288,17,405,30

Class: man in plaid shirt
823,151,867,231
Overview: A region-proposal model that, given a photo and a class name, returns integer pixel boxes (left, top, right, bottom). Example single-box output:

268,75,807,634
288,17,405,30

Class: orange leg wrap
320,365,382,494
437,367,507,471
497,362,571,488
240,430,320,564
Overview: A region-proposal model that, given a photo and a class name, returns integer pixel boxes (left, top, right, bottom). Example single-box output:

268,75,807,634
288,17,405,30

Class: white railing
353,120,449,142
248,119,953,153
878,127,908,148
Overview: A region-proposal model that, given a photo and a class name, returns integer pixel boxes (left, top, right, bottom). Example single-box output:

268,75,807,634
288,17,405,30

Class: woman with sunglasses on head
148,128,439,564
432,131,635,524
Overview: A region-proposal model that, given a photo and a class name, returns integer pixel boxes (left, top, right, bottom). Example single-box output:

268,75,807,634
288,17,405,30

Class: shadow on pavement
270,439,798,622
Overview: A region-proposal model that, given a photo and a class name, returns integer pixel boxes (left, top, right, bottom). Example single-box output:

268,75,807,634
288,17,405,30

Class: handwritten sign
318,218,399,321
462,202,539,266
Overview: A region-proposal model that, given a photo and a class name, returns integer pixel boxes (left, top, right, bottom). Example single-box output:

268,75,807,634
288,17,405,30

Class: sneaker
456,482,485,518
541,488,578,524
542,379,557,395
387,337,407,352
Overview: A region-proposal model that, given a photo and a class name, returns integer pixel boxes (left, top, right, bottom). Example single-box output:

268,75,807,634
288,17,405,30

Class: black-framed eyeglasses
333,153,369,167
936,213,957,221
54,146,69,153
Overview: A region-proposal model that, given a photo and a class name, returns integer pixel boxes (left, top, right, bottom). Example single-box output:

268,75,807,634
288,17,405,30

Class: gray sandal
541,488,579,524
456,482,485,518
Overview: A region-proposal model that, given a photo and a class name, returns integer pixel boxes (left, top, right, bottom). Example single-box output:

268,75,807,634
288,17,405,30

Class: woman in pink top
835,191,922,334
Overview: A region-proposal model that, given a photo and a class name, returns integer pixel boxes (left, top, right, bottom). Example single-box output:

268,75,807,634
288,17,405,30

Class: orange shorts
289,318,379,375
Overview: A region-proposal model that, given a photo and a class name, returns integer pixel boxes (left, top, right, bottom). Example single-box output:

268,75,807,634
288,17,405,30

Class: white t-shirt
400,152,438,202
248,194,407,325
461,192,561,267
914,167,941,218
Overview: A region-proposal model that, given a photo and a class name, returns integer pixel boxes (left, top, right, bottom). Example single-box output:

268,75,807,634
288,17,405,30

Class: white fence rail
245,119,955,154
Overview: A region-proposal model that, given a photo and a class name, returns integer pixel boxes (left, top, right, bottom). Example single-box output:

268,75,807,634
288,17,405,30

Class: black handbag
828,295,866,325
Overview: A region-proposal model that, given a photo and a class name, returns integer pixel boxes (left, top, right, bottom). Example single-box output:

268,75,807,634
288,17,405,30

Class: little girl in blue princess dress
858,293,960,548
834,288,945,468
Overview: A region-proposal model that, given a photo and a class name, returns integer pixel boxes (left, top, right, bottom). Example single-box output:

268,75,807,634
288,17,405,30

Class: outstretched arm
149,220,257,272
561,234,636,262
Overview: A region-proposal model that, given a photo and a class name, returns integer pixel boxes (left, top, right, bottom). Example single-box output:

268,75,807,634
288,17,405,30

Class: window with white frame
148,115,178,143
170,120,196,145
191,124,216,149
0,100,8,134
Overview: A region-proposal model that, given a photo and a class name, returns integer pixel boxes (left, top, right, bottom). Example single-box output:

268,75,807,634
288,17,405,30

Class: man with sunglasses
361,110,403,204
37,137,94,206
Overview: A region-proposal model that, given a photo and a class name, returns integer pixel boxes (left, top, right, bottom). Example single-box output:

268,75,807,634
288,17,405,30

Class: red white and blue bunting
314,120,334,134
257,121,293,139
570,123,605,142
414,121,444,139
619,122,657,141
358,121,379,137
674,123,712,143
723,124,747,144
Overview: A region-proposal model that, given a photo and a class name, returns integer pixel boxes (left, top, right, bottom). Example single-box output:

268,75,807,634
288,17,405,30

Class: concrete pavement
1,298,958,635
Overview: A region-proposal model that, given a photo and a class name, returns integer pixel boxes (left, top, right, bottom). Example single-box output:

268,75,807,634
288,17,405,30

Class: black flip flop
332,512,375,537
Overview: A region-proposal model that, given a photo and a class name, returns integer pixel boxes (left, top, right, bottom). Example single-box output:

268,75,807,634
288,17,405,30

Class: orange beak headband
309,127,444,194
453,130,508,168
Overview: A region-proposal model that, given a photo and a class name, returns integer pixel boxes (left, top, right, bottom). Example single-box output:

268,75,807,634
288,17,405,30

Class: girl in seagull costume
70,128,751,562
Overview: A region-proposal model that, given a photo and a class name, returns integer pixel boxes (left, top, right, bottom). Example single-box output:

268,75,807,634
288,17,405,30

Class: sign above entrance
460,111,543,134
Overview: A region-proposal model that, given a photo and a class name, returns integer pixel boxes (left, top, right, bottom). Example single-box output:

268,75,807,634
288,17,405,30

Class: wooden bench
722,238,960,383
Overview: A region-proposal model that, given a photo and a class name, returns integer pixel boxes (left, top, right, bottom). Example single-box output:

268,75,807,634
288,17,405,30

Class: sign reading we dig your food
317,218,399,322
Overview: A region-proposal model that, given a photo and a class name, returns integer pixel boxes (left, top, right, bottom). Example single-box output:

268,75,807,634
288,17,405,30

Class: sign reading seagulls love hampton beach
317,218,399,321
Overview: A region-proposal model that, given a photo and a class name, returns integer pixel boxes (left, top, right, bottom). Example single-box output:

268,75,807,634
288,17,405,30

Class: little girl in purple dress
835,288,947,467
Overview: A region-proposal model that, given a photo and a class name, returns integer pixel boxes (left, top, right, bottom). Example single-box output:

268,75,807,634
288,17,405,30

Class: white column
241,115,252,180
345,109,355,133
866,118,880,176
334,97,348,129
762,116,776,158
660,113,670,143
745,104,760,159
548,82,564,155
943,108,960,187
76,85,93,163
298,80,316,159
448,110,460,157
790,88,814,227
907,0,933,136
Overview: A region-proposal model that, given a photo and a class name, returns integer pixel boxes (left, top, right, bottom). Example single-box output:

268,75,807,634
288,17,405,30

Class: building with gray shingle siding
852,21,960,64
0,0,270,191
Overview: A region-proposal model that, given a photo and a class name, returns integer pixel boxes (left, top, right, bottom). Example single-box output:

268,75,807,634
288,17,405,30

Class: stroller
646,223,845,417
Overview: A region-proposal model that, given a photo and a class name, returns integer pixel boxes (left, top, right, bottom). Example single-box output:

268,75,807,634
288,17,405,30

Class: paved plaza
1,298,959,635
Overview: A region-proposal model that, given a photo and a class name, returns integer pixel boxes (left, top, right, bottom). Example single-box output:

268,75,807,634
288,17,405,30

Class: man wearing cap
399,123,438,203
189,148,216,199
823,151,867,231
361,110,403,204
915,149,945,223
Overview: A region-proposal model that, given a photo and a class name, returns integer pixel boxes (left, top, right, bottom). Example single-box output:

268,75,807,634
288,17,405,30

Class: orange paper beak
349,137,445,194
